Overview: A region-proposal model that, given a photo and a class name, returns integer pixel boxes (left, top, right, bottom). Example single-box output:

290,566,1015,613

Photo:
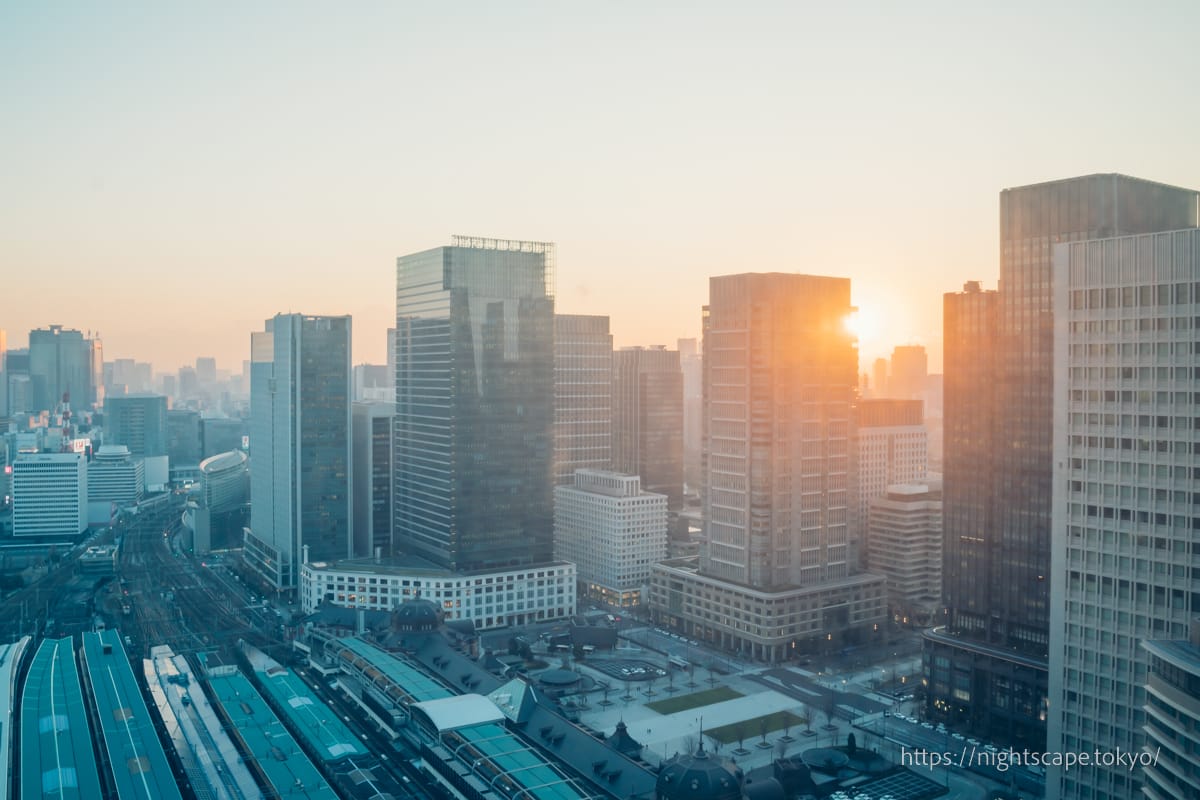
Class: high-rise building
678,337,703,492
925,174,1200,752
648,273,887,662
889,345,927,400
103,394,168,458
0,328,6,417
394,236,555,572
195,357,217,385
200,417,244,459
352,402,393,559
194,449,249,553
867,483,941,627
554,469,667,608
553,314,612,485
855,399,927,565
1047,225,1200,800
28,325,96,414
612,346,683,509
245,314,352,591
871,357,888,399
386,327,397,400
167,409,203,466
12,452,87,540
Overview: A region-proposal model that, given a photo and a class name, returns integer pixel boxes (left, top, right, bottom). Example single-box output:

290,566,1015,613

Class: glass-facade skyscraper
925,175,1200,751
394,236,555,572
611,346,684,509
246,313,352,591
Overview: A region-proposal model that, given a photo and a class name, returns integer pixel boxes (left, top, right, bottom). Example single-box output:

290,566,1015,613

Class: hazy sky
3,1,1199,375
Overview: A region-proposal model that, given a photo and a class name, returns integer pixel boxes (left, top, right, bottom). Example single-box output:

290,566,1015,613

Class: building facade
867,483,941,627
648,273,887,661
28,325,99,414
393,236,555,573
611,346,683,509
103,394,168,458
86,445,144,507
553,315,612,485
12,452,87,539
926,174,1200,750
299,557,576,629
888,345,928,400
553,469,667,607
245,314,353,591
855,399,927,565
352,402,393,559
1141,624,1200,800
1046,226,1200,799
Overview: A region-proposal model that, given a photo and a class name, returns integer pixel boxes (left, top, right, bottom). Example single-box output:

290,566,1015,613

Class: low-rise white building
866,482,942,626
87,445,144,506
12,452,87,540
554,469,667,607
299,556,576,630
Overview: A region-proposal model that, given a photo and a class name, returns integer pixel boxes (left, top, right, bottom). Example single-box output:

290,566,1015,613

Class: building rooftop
0,637,28,799
305,554,574,578
21,637,103,800
245,646,368,763
206,669,339,800
334,636,455,703
80,630,182,800
411,693,506,732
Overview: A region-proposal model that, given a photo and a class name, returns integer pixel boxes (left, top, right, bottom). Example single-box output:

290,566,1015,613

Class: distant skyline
4,2,1199,374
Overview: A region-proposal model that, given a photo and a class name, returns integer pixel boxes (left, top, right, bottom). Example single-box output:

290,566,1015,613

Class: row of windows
1069,282,1200,310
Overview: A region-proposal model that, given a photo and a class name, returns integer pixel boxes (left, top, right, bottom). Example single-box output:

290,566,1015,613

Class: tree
735,724,747,752
759,716,769,745
822,693,837,729
802,704,814,734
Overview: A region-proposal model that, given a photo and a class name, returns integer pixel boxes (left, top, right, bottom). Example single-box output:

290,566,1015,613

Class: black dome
656,748,743,800
391,598,443,631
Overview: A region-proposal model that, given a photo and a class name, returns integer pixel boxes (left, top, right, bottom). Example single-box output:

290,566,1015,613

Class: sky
3,1,1199,376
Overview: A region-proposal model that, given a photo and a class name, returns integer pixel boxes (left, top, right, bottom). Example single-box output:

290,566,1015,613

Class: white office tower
13,452,87,539
1047,227,1200,800
866,483,941,626
87,445,144,506
855,399,927,564
554,469,667,607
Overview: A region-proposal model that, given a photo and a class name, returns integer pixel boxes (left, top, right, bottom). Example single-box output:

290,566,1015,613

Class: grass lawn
705,710,807,744
645,686,744,714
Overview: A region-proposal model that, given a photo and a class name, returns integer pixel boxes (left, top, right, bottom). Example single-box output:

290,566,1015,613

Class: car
921,722,934,729
967,738,981,746
984,744,998,753
951,733,965,741
936,724,946,733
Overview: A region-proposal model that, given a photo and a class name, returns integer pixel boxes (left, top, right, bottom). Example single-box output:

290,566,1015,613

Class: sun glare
844,307,878,342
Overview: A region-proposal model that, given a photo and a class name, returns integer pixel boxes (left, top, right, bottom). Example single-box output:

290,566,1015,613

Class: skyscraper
394,236,555,572
28,325,96,414
612,346,684,509
855,399,927,565
925,175,1200,750
889,345,927,400
245,314,352,591
352,402,393,559
103,394,169,458
678,337,703,491
553,314,613,485
1047,225,1200,800
0,328,6,417
648,273,886,661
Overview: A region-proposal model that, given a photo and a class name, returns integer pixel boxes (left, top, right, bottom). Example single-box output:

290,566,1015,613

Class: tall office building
649,273,886,662
394,236,555,572
612,346,684,509
87,445,144,507
245,314,352,591
855,399,927,565
1047,226,1200,800
867,483,942,627
103,394,169,458
167,409,203,466
871,357,888,398
1141,621,1200,800
195,357,217,386
678,337,703,492
0,328,6,417
889,345,927,401
200,417,244,459
28,325,97,414
352,402,393,559
925,174,1200,751
553,314,612,485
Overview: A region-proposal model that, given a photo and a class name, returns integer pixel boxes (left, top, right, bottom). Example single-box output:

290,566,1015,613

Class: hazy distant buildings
28,325,100,413
167,408,203,466
12,452,87,540
855,399,927,565
926,173,1200,753
195,356,217,385
1047,225,1200,800
554,469,667,608
0,328,6,417
394,236,555,572
889,345,927,400
871,357,888,398
612,346,683,509
352,364,390,402
103,394,168,458
352,402,393,559
245,314,353,591
649,273,886,662
867,483,941,627
553,314,612,485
